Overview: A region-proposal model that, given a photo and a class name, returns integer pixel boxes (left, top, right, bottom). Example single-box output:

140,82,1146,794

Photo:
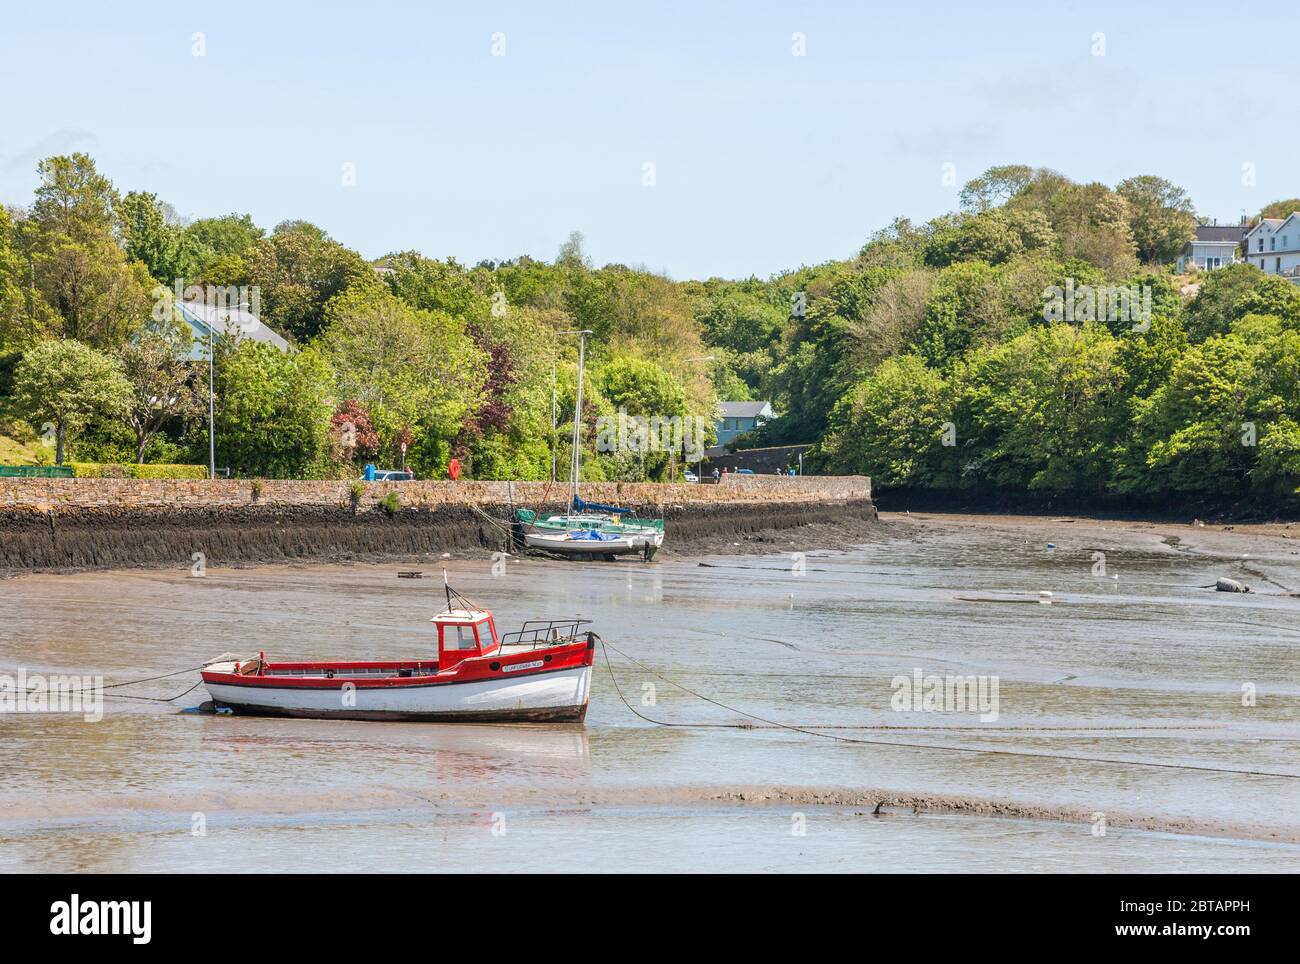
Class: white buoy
1039,590,1054,605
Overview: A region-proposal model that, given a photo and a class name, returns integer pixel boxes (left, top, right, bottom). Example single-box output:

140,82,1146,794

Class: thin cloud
2,127,98,173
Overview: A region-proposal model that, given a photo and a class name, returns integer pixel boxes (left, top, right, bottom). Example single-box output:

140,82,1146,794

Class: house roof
1244,217,1288,239
719,400,773,419
1194,224,1246,243
178,299,289,352
1274,213,1300,235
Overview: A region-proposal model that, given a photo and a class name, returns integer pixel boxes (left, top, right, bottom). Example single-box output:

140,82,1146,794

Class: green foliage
816,355,956,483
378,491,401,517
1257,200,1300,221
185,214,264,264
963,324,1127,492
212,340,334,478
315,285,486,474
11,339,131,463
69,462,207,479
22,154,153,347
1116,175,1197,265
243,226,374,342
116,324,202,462
118,191,205,283
4,150,1296,503
1184,264,1299,342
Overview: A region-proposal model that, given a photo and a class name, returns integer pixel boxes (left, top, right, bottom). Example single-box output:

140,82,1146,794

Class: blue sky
0,1,1291,279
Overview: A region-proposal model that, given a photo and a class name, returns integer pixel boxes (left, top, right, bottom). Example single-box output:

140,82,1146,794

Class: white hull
523,531,648,556
205,665,592,722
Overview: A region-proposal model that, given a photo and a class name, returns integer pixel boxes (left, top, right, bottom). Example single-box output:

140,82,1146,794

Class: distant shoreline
0,494,884,575
874,485,1300,524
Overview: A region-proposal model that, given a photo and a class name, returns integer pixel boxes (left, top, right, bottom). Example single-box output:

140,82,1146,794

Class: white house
1177,222,1246,272
1243,213,1300,282
177,298,289,361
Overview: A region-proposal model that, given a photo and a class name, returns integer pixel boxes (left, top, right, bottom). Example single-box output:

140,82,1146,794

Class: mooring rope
468,503,514,542
598,639,1300,780
5,665,205,704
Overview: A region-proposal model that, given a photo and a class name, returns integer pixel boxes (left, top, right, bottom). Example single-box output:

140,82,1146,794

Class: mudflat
2,510,1298,872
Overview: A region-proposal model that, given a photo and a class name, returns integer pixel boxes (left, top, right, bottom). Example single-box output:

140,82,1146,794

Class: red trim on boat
201,640,594,689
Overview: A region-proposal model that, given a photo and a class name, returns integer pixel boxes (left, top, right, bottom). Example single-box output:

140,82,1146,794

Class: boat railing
499,618,593,649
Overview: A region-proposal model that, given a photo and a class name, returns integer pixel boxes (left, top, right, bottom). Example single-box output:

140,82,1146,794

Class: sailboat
515,330,665,561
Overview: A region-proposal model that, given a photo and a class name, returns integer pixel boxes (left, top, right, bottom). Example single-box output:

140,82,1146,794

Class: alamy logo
891,668,1000,722
50,895,151,944
595,409,708,463
1042,280,1151,331
0,670,102,722
152,281,262,332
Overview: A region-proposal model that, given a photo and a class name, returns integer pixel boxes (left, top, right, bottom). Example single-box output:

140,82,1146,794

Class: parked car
735,468,754,475
372,469,415,482
683,469,699,483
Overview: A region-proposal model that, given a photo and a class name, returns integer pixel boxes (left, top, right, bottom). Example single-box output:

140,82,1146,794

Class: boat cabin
430,608,499,669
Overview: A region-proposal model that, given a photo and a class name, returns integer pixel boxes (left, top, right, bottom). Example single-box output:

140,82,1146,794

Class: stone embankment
0,476,875,572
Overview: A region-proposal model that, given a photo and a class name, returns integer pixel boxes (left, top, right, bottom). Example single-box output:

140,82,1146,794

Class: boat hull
204,665,592,723
523,531,650,557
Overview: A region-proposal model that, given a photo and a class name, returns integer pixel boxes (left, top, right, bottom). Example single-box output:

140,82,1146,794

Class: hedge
68,463,209,480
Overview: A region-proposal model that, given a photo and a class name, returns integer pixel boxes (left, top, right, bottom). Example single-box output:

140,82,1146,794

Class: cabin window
445,625,477,650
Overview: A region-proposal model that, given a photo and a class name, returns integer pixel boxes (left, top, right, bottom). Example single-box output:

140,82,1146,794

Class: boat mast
559,330,592,513
550,360,557,484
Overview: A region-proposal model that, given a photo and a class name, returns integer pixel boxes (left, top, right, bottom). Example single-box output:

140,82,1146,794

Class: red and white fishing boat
200,582,596,723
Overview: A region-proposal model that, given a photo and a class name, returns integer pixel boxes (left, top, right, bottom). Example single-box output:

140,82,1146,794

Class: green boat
515,501,665,560
515,329,665,560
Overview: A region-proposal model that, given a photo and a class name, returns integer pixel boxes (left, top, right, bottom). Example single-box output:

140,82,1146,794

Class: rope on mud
14,665,205,703
105,678,205,703
599,640,1300,780
468,504,514,543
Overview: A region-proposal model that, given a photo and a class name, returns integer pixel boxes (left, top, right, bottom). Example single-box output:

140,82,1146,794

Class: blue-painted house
715,400,774,447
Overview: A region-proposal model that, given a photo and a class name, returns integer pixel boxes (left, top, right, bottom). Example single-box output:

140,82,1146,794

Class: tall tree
1116,175,1197,265
12,339,131,463
243,227,372,341
117,191,205,284
21,154,152,346
116,325,203,462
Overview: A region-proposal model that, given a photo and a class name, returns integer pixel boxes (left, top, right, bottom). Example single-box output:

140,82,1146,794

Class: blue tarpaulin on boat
568,529,618,541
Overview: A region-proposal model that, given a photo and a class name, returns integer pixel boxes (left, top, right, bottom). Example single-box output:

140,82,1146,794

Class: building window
1259,238,1265,251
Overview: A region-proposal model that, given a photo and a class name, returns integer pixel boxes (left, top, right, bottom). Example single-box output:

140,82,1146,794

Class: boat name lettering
501,660,545,674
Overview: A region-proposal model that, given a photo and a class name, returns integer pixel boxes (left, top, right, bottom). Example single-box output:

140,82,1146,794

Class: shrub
69,463,208,480
348,480,365,513
378,491,401,517
250,479,265,500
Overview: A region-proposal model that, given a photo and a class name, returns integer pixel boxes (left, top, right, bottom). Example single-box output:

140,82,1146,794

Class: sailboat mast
550,360,557,484
569,331,587,512
556,329,593,514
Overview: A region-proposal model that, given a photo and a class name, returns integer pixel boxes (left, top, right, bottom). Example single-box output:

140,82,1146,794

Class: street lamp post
208,323,215,480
